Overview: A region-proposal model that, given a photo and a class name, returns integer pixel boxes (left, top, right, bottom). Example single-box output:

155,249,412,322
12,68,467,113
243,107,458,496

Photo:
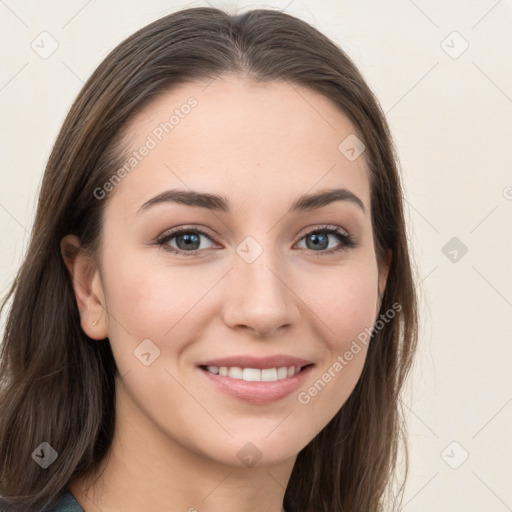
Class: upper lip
196,354,314,370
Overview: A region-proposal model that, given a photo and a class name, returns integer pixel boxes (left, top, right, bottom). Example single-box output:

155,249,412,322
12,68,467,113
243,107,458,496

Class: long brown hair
0,7,418,511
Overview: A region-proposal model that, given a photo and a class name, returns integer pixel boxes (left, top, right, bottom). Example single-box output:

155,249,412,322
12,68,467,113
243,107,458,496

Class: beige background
1,0,511,510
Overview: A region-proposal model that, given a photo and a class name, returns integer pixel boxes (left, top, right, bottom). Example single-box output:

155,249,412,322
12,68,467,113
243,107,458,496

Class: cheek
293,260,378,413
330,276,377,348
303,258,379,350
102,251,211,335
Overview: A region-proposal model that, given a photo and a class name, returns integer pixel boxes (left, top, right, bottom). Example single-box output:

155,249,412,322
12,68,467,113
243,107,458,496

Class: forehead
110,74,370,216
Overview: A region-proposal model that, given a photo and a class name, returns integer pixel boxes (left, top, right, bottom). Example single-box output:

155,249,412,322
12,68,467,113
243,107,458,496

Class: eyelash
156,226,357,256
155,224,357,257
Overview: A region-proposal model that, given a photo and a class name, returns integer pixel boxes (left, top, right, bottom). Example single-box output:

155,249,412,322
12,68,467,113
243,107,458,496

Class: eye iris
307,233,328,250
177,233,200,250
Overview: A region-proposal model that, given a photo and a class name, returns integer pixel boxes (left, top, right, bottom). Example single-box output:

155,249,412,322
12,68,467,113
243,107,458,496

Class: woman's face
83,75,388,467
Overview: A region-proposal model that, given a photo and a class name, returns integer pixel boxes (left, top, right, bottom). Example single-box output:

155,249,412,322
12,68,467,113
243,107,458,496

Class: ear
376,248,392,314
60,234,108,340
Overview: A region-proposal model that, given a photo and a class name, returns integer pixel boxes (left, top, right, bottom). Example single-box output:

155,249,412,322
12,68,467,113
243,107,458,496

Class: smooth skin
62,74,390,512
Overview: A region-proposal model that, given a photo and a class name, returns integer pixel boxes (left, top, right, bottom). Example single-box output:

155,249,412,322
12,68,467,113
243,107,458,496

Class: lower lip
197,365,314,403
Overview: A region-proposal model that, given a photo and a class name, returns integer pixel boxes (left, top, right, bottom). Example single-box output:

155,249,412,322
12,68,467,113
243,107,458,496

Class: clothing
44,491,84,512
44,490,286,511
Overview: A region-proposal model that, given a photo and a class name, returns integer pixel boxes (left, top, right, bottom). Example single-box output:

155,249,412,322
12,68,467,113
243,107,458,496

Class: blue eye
156,225,357,256
296,227,356,254
157,227,214,256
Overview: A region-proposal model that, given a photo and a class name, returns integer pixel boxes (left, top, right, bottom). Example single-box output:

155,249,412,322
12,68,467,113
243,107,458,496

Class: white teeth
242,368,261,381
205,365,303,381
277,367,288,379
261,368,278,381
228,367,243,379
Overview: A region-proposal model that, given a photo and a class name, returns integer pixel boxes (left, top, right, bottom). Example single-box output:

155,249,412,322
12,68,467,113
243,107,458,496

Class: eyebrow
137,187,366,215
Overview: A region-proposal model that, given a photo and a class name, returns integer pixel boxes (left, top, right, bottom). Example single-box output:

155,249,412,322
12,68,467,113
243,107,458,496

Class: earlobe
60,235,108,340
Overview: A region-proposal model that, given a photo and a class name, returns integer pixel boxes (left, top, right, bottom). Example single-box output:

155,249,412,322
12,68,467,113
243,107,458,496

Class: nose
221,247,300,338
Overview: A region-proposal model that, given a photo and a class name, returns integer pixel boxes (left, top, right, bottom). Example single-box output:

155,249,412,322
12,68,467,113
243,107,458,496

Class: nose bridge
222,236,299,336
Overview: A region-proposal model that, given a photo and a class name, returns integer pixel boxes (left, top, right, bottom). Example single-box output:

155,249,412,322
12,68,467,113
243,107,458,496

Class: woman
0,6,418,512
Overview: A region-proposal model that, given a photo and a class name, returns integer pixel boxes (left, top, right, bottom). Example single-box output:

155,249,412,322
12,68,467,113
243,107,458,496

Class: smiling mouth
198,364,313,382
197,362,315,403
